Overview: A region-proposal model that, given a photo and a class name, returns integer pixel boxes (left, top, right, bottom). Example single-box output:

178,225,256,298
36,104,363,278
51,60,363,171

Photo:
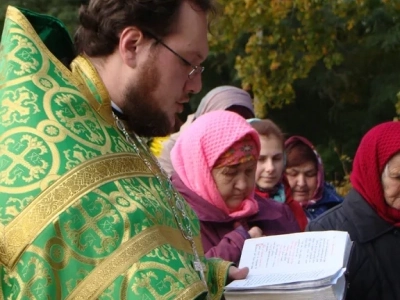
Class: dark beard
120,53,173,137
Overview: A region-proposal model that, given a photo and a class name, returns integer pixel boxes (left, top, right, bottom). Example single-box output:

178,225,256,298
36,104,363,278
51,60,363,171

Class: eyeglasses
146,32,205,79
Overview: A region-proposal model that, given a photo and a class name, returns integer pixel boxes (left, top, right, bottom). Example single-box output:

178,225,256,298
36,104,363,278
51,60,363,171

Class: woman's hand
248,226,263,238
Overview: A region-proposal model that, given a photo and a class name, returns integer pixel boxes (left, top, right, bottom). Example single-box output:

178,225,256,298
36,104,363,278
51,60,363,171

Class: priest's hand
227,266,249,282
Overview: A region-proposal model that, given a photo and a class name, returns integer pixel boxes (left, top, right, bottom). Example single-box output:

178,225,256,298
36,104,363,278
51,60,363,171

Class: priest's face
121,52,170,137
121,2,208,137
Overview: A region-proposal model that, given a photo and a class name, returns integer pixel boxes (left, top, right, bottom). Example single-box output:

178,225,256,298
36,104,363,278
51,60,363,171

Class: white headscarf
158,86,254,176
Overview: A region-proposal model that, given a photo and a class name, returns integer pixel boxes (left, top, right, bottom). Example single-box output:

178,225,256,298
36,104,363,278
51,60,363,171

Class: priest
0,1,247,299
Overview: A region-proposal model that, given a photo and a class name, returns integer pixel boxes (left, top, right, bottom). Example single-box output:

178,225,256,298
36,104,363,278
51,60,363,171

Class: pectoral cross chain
193,259,210,300
193,260,205,273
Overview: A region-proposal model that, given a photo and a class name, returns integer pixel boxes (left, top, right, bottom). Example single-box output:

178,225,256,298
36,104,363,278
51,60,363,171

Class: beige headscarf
158,86,254,176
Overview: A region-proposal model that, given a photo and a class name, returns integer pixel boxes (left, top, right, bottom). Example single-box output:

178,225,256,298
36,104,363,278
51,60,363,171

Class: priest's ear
118,27,149,68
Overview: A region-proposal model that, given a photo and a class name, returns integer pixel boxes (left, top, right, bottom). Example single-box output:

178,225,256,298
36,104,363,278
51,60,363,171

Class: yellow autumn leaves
210,0,399,117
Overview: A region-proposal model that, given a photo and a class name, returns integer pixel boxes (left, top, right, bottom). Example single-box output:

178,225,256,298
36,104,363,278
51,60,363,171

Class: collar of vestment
70,55,115,126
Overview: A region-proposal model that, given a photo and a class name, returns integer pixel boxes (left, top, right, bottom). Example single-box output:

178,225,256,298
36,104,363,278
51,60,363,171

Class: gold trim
1,153,150,269
213,260,231,300
71,56,114,126
66,226,206,299
176,281,207,300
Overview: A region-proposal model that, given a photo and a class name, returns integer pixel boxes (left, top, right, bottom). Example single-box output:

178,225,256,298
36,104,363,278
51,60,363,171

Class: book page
238,231,349,276
225,268,346,290
224,286,338,300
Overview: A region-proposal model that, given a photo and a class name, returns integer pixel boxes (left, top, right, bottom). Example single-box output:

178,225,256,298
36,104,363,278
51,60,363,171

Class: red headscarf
282,177,308,231
351,121,400,225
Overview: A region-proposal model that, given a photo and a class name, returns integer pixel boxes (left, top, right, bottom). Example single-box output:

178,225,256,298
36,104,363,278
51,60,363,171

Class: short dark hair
74,0,215,57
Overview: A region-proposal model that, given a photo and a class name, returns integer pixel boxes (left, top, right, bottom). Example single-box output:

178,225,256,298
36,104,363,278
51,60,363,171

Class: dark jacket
172,174,300,265
307,189,400,300
304,182,343,220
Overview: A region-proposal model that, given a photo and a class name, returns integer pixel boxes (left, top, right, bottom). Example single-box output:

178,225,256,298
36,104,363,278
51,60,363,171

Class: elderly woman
307,121,400,300
157,86,255,176
171,111,299,265
285,136,343,225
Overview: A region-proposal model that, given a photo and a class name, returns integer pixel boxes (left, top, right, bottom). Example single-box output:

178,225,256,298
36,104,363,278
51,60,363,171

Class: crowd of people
158,88,344,232
159,89,400,299
0,0,399,299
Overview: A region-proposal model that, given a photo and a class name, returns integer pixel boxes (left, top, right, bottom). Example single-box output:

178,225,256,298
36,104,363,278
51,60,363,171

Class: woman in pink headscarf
158,86,255,177
171,111,299,265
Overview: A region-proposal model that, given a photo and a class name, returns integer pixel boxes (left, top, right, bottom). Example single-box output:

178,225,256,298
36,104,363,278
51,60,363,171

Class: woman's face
285,161,318,202
212,160,257,211
382,152,400,209
255,135,285,190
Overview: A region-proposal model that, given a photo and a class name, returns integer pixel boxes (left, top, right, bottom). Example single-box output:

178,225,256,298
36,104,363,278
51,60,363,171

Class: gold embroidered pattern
1,7,91,103
53,93,106,145
1,153,150,268
63,195,122,256
6,34,40,77
1,87,40,127
66,226,206,299
132,260,206,299
0,134,49,185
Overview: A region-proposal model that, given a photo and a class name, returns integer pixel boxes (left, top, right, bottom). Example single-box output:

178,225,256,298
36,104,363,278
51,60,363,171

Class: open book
224,231,352,300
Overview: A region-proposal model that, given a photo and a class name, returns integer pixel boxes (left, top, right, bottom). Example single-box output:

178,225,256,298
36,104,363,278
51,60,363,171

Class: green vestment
0,6,230,299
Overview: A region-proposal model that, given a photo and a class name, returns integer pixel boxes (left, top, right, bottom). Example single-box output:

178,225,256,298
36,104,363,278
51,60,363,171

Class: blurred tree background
209,0,400,188
0,0,79,33
1,0,400,190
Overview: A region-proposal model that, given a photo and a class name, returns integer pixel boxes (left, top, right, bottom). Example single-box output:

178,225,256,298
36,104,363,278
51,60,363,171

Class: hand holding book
225,231,353,300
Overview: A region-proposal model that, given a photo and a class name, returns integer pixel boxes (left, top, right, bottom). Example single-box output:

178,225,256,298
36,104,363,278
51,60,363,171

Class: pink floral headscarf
214,135,259,168
171,110,260,218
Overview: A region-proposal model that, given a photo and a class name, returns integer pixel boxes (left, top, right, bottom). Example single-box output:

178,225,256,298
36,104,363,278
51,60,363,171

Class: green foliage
211,0,400,117
209,0,399,182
